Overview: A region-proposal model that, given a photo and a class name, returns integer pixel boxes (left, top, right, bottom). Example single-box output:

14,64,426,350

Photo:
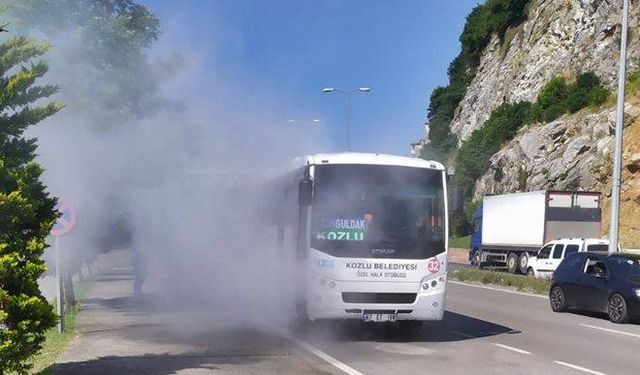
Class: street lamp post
321,87,370,150
609,0,629,253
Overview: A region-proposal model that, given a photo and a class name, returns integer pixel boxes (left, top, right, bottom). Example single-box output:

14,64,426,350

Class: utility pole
609,0,629,253
321,87,371,151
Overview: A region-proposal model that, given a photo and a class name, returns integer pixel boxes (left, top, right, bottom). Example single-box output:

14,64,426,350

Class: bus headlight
635,289,640,298
421,274,445,291
315,276,336,289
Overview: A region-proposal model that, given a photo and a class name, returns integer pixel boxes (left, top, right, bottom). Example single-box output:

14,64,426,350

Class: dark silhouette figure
132,246,146,296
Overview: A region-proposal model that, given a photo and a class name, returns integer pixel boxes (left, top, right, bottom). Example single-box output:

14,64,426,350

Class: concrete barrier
448,247,469,264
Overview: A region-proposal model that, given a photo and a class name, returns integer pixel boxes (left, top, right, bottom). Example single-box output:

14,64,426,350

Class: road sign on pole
51,197,77,333
51,198,77,237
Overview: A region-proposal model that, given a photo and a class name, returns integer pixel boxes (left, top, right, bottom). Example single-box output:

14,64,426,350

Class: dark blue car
549,252,640,323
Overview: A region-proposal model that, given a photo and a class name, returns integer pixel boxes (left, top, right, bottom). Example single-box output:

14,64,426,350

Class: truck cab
527,238,619,278
469,206,483,266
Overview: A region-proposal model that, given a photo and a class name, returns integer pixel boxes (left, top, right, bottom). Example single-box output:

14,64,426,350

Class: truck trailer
469,190,602,274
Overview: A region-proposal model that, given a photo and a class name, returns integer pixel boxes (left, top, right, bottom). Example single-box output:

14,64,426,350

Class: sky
140,0,480,156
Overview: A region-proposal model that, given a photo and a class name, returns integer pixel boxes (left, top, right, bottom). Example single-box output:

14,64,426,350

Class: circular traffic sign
51,197,77,236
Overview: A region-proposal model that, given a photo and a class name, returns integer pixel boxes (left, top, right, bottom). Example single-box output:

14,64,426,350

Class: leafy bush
537,73,609,119
626,69,640,94
588,86,609,107
517,166,528,190
536,77,568,121
455,101,533,193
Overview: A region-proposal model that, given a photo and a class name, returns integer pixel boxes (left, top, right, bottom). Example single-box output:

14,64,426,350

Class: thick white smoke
18,3,332,329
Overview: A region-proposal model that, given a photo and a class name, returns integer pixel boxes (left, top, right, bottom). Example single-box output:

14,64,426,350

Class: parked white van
526,238,619,278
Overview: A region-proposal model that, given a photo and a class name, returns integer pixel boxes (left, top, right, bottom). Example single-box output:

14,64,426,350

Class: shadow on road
298,310,518,343
48,352,269,375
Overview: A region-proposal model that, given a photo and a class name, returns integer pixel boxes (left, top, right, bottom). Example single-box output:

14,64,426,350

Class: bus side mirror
298,178,312,206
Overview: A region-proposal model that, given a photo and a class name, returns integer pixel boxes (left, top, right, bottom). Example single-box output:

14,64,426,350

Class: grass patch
26,306,79,375
449,268,550,295
20,280,93,375
627,70,640,95
449,235,471,249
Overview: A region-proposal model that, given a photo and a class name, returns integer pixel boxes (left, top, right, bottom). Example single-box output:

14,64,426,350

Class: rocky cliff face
449,0,640,246
474,99,640,200
451,0,640,142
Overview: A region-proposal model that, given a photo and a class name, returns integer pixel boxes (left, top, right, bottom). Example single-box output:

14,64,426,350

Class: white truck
469,191,602,274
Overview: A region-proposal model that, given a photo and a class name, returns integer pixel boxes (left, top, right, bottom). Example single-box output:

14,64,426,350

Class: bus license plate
363,313,397,322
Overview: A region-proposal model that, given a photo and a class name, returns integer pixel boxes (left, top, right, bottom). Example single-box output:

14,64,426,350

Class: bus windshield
310,164,445,259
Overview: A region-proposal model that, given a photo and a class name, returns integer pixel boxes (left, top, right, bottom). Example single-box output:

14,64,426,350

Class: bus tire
518,252,529,274
398,321,423,336
293,300,310,332
507,253,518,274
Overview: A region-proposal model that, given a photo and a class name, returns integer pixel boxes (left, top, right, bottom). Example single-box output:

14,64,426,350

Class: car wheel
549,285,567,312
518,253,529,274
526,267,535,277
608,294,630,324
507,253,518,274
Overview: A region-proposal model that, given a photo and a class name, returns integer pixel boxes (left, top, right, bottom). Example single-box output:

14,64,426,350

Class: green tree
7,0,162,119
0,36,63,374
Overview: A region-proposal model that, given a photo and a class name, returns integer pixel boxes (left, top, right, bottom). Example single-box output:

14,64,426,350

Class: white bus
270,152,448,326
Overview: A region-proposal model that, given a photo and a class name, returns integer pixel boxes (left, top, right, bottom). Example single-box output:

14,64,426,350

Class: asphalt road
299,281,640,375
54,252,640,375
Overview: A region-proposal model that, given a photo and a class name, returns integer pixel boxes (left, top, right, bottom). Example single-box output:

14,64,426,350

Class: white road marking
288,336,366,375
554,361,608,375
450,280,547,299
579,323,640,339
492,343,532,355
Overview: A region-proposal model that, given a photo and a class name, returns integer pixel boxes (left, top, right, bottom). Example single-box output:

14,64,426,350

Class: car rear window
609,257,640,279
587,244,609,252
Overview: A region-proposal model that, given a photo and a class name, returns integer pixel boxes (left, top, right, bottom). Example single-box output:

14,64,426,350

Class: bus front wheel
293,300,310,332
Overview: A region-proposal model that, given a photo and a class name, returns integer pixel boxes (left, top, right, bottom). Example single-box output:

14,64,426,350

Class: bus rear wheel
507,253,519,274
